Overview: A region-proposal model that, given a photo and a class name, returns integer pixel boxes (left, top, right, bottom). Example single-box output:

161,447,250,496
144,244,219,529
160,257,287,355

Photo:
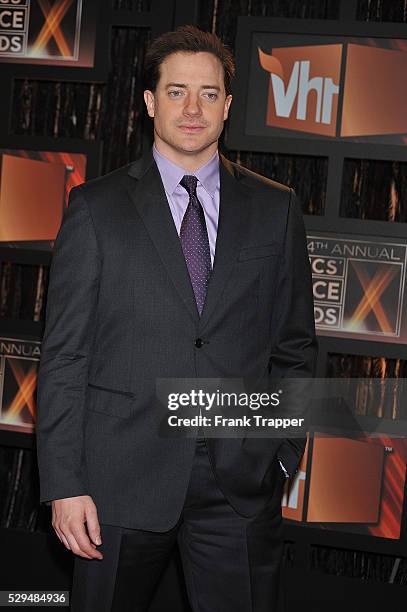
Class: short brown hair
144,25,235,96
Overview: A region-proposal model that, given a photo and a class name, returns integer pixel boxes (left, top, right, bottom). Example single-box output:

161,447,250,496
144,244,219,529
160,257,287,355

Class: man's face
144,51,232,158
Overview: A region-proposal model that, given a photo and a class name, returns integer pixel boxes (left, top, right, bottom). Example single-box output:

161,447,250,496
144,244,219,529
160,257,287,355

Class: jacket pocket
86,382,135,418
238,243,281,261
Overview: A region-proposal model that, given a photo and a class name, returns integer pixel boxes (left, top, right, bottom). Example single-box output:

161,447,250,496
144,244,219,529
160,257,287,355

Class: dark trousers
70,439,286,612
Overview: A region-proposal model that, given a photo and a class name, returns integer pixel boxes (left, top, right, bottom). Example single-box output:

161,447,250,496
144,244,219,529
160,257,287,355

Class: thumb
85,506,102,546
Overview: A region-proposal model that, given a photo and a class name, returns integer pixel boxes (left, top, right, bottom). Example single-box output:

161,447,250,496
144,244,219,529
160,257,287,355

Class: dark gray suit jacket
36,149,318,530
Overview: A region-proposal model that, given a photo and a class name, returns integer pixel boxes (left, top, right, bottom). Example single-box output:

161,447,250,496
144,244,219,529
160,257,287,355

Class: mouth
178,125,206,133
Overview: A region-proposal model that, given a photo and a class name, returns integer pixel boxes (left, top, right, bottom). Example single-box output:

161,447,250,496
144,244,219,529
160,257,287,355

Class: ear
223,94,232,120
144,90,155,118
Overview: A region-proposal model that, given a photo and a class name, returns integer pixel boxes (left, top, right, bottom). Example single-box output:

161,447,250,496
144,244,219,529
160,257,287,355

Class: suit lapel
126,150,251,331
126,151,200,325
198,155,251,331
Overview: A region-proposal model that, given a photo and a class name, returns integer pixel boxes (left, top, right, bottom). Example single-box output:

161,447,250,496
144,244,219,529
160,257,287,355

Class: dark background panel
227,150,327,215
356,0,407,23
340,158,407,223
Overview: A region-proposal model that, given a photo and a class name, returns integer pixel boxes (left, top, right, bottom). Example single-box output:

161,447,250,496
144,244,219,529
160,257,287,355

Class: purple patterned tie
179,175,212,315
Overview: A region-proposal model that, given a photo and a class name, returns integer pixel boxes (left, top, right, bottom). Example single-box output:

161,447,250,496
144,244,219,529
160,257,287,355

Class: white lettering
297,60,323,122
271,60,299,118
0,9,25,29
271,59,339,124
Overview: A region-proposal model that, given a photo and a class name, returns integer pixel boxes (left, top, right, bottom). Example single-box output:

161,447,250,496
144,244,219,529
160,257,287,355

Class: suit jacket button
195,338,203,348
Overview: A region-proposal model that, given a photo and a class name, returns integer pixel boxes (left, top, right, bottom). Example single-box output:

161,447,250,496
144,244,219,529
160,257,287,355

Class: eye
168,90,184,98
204,92,218,101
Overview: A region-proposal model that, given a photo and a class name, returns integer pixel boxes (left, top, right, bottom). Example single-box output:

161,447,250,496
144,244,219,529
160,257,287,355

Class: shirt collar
152,144,219,197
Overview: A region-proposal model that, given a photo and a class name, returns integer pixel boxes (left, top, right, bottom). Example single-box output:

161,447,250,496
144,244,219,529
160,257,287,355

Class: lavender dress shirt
152,144,220,267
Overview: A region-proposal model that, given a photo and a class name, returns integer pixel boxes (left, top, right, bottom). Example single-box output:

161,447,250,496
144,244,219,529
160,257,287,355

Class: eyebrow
165,83,221,91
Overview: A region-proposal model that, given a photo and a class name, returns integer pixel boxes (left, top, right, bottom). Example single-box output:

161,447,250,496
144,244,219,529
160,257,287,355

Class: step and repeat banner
0,14,406,550
226,18,407,545
229,19,407,348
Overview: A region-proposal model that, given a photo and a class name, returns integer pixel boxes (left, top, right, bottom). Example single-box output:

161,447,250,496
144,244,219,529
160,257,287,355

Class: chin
181,143,207,153
174,140,208,153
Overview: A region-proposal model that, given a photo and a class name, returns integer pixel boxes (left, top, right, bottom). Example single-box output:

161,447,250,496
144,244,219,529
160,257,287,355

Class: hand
51,495,103,560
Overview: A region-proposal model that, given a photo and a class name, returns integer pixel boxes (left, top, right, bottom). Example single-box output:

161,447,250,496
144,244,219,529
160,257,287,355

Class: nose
183,93,202,117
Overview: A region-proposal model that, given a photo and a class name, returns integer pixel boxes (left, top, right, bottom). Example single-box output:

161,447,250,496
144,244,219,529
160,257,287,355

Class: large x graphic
32,0,74,58
3,360,37,423
349,262,398,333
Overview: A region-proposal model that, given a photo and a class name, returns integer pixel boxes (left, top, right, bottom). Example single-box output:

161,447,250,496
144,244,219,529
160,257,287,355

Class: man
36,25,317,612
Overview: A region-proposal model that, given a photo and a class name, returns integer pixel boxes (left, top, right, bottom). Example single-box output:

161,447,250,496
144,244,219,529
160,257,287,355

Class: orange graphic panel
0,154,66,241
307,435,384,523
0,150,86,243
342,44,407,137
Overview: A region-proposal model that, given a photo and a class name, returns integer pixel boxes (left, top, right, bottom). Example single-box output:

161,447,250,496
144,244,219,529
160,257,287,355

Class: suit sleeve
36,185,101,504
269,188,318,478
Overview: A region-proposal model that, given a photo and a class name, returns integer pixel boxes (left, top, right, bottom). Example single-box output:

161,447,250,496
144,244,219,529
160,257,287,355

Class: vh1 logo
258,42,407,138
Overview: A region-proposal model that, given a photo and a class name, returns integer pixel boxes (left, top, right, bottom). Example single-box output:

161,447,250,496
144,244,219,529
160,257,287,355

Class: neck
153,137,218,172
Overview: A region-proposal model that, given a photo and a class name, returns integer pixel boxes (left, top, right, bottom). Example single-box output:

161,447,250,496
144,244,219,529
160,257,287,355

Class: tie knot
180,175,198,197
